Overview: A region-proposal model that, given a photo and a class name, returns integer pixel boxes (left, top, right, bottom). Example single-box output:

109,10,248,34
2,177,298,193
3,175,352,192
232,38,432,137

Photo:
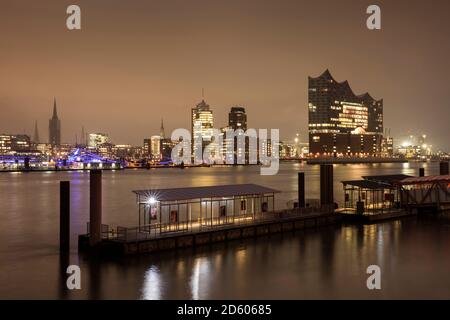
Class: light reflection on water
142,266,162,300
1,161,449,299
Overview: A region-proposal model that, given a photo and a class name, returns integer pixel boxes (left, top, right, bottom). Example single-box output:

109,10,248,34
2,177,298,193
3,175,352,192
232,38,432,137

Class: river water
1,161,450,299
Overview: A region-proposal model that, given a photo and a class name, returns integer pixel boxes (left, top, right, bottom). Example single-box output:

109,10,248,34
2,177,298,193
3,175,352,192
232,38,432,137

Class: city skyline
1,0,450,150
1,0,450,304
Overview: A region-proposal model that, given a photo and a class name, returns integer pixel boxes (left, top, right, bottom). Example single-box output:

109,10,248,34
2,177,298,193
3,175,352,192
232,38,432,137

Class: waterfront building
227,106,248,163
161,138,175,162
143,138,151,157
191,99,217,162
151,135,161,161
279,141,295,158
228,106,247,131
97,142,114,157
35,143,52,157
308,70,383,157
48,98,61,146
88,133,109,148
0,134,31,154
397,144,423,159
381,136,394,157
112,144,133,158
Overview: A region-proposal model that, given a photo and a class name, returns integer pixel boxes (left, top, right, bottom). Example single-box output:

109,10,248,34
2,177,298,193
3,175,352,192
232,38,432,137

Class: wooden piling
298,172,305,208
60,181,70,252
89,170,102,246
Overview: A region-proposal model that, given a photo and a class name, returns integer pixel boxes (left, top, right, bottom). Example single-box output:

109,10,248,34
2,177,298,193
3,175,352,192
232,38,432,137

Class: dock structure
340,176,408,222
79,204,339,255
339,173,450,222
131,184,279,234
78,166,343,254
399,175,450,213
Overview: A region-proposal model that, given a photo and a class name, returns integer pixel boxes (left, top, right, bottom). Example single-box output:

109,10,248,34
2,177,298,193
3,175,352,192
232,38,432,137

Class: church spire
160,118,165,139
81,126,86,145
52,98,58,119
33,120,40,143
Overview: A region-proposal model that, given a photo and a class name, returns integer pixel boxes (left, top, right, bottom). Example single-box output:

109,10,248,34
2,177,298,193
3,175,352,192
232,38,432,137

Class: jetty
74,165,341,255
66,161,450,255
339,162,450,222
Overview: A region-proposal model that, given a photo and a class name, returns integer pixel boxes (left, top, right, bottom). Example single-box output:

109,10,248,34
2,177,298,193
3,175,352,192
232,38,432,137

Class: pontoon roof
342,180,393,189
400,175,450,185
362,174,412,184
132,184,280,202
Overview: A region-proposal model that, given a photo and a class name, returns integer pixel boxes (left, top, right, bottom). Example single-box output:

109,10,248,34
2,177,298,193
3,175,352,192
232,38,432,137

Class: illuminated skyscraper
227,106,248,163
191,99,214,160
48,98,61,146
228,106,247,131
308,70,383,156
151,135,161,161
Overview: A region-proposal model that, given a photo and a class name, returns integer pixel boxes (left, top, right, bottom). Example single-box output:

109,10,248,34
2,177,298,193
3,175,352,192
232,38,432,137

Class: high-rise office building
143,138,151,157
227,106,248,163
150,135,162,161
308,70,383,156
48,98,61,146
228,106,247,131
191,99,215,160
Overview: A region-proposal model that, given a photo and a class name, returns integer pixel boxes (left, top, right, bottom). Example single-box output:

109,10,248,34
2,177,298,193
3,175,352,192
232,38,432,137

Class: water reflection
142,266,162,300
1,162,449,299
190,257,211,300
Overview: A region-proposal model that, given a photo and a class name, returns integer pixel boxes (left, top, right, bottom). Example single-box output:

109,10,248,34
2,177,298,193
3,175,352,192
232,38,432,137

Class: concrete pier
60,181,70,252
89,170,102,246
78,208,340,255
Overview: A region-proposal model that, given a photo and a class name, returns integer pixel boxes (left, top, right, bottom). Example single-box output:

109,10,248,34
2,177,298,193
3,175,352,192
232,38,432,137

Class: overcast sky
1,0,449,150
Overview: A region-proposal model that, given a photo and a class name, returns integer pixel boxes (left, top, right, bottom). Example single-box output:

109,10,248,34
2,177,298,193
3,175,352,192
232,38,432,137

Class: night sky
1,0,449,150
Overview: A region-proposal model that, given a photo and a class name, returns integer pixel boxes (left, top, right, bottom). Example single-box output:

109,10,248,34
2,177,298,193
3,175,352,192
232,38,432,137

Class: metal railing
86,222,112,239
100,204,335,243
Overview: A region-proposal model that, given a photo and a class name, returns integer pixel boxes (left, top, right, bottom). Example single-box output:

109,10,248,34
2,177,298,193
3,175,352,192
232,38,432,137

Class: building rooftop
132,184,281,202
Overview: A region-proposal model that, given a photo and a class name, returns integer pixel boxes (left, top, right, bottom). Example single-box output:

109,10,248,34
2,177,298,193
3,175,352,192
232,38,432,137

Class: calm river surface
1,161,450,299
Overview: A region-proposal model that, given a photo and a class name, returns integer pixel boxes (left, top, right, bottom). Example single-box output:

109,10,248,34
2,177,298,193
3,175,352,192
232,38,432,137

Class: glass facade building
308,70,384,156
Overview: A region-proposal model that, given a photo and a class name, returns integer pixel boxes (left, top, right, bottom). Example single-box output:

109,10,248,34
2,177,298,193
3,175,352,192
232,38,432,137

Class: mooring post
298,172,305,208
89,169,102,247
419,167,425,177
320,164,334,205
440,161,449,176
60,181,70,252
328,164,334,205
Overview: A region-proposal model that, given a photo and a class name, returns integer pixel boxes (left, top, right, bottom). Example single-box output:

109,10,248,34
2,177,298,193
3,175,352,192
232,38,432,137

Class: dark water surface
1,161,449,299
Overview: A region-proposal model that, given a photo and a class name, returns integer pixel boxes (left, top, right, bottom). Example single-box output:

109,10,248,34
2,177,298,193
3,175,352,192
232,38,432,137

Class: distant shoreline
306,157,408,164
